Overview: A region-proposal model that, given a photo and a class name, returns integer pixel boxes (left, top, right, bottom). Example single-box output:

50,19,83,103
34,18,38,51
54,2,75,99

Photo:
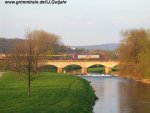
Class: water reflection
84,76,150,113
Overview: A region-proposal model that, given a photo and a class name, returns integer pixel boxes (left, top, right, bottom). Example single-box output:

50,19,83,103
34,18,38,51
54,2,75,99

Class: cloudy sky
0,0,150,46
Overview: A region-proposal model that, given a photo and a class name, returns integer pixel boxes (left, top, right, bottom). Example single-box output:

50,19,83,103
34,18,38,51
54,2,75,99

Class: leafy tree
117,29,150,79
10,30,60,96
137,36,150,79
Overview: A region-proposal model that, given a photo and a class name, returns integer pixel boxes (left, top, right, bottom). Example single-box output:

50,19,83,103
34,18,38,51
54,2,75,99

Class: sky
0,0,150,46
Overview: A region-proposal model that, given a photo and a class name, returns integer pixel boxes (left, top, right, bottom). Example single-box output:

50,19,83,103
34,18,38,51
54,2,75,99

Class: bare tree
10,30,60,96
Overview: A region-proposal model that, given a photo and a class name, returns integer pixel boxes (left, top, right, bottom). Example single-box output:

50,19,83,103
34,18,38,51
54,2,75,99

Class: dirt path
0,72,4,78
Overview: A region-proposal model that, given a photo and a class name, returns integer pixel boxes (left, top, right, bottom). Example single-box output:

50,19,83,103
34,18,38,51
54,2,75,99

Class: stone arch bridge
42,60,119,74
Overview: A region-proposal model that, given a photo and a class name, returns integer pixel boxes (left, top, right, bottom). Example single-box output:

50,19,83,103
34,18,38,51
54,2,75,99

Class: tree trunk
28,43,31,97
28,74,31,97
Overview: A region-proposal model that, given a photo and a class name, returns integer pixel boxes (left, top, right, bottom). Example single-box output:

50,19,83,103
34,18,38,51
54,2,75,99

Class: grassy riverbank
0,72,96,113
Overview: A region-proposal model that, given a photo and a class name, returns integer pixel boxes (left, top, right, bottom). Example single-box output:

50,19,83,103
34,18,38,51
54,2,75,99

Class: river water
83,75,150,113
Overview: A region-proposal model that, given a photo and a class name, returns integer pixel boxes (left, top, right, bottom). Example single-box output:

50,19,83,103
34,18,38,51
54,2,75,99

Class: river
83,75,150,113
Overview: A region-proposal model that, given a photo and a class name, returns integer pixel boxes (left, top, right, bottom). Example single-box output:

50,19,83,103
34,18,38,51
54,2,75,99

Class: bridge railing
0,54,118,62
45,59,118,62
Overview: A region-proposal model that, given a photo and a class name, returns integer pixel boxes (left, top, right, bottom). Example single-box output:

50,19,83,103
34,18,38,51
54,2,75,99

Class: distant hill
72,43,119,51
0,37,119,53
0,37,24,53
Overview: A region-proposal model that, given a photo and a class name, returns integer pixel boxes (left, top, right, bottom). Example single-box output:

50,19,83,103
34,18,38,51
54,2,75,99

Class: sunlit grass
0,72,96,113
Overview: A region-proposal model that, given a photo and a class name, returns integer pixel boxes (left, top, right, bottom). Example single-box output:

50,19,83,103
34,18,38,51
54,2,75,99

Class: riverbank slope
112,71,150,84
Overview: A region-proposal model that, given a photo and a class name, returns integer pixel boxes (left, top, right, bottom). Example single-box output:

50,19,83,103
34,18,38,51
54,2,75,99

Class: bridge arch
87,64,105,74
63,64,82,74
111,64,120,73
63,64,83,69
38,64,58,72
83,63,106,68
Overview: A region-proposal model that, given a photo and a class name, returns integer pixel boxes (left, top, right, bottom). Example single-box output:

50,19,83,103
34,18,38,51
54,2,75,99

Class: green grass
0,72,96,113
88,67,118,74
111,67,118,71
88,67,105,73
63,65,81,73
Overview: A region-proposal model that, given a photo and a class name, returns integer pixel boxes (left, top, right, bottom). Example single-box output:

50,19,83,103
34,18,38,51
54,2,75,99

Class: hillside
0,37,24,53
0,37,119,53
72,43,119,51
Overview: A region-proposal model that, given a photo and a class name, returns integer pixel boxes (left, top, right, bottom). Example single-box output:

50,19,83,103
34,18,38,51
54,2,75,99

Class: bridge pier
105,67,111,74
81,67,88,75
57,67,63,73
